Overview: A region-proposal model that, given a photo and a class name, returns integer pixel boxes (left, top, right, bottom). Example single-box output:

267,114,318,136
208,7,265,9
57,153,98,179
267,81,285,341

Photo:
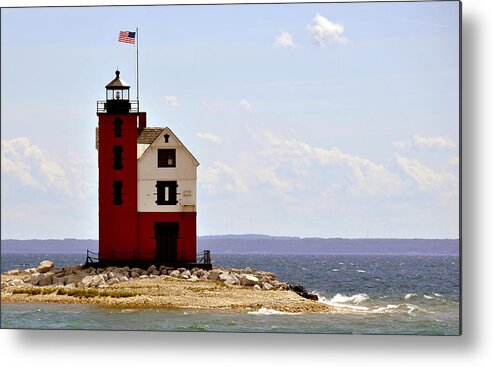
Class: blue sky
1,1,460,239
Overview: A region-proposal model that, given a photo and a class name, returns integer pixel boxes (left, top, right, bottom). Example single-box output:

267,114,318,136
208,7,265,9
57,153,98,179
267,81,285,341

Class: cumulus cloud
239,99,252,111
447,156,459,166
1,137,70,194
394,154,457,193
254,130,402,197
414,135,455,149
197,132,224,144
165,96,181,107
1,137,95,199
273,32,295,48
393,135,456,150
307,14,347,46
257,167,293,191
198,161,248,194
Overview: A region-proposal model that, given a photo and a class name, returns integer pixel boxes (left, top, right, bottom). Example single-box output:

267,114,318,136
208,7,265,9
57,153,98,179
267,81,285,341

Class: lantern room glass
106,89,129,101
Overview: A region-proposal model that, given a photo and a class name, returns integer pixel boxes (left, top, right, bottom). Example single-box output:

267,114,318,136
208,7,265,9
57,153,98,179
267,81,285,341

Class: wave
316,293,370,312
316,292,432,315
356,269,366,273
248,307,302,315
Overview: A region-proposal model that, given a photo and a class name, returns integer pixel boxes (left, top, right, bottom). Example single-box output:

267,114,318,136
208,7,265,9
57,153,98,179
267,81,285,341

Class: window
113,146,123,170
114,118,123,137
113,181,123,205
156,181,177,205
158,149,176,168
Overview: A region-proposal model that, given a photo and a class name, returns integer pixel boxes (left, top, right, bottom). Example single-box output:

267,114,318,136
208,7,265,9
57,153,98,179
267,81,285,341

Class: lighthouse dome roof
105,70,130,89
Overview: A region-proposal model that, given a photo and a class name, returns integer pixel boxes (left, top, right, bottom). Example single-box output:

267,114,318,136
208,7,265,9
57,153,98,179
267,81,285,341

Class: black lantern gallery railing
97,100,139,114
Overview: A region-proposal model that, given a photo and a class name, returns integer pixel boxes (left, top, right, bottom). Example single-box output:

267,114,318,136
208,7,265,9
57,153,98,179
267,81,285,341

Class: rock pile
2,261,300,294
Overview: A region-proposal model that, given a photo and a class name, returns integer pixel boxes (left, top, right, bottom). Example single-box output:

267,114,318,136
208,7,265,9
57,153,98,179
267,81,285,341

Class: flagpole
136,27,139,113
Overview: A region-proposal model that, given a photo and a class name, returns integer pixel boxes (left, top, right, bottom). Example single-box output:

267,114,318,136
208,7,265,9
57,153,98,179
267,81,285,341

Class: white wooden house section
137,127,199,213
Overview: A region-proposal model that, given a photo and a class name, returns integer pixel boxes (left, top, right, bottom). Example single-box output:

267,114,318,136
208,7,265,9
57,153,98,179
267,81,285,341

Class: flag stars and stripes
119,31,136,44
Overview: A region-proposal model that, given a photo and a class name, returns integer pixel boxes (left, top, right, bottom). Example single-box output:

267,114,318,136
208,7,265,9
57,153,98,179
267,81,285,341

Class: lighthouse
94,70,206,268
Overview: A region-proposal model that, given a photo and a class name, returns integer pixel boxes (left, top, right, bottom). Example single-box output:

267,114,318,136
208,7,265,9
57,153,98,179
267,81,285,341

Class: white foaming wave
330,293,370,305
433,293,443,298
315,292,433,315
356,269,366,273
315,293,371,312
248,307,302,315
332,269,339,272
405,293,417,300
423,295,434,300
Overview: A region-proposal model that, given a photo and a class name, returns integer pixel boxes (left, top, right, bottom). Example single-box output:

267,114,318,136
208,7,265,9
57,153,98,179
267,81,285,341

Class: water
0,253,460,335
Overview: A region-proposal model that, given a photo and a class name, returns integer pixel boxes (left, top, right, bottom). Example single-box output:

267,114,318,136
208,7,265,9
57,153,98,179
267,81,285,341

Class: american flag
118,31,136,44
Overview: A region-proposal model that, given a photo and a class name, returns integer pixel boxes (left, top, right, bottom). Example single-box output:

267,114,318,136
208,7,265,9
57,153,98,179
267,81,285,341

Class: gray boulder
36,260,54,274
169,270,180,278
240,274,259,287
207,269,222,281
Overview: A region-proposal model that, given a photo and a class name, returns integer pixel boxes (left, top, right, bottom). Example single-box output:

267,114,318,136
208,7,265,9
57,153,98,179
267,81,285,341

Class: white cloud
273,32,295,48
447,156,459,166
307,14,347,46
394,154,457,193
1,137,70,194
239,99,252,111
254,130,402,197
1,137,95,199
197,132,224,144
257,167,293,191
393,135,456,150
165,96,181,107
198,161,248,194
413,135,455,149
200,100,224,110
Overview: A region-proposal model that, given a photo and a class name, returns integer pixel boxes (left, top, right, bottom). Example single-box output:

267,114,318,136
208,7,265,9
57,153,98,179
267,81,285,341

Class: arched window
113,118,123,137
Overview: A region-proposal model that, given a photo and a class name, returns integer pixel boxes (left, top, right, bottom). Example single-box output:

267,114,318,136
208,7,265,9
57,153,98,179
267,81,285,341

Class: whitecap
404,293,417,300
423,295,434,300
356,269,366,273
433,293,443,298
248,307,302,315
332,269,339,272
329,293,369,305
372,304,400,313
316,294,370,312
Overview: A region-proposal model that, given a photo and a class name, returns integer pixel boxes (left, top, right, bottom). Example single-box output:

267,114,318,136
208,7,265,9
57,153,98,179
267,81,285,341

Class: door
154,222,179,262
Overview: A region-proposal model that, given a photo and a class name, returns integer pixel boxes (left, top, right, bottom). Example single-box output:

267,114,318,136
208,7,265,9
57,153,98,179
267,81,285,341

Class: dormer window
158,149,176,167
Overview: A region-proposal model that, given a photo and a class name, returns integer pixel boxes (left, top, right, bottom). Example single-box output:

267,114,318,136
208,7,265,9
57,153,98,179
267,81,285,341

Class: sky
1,1,460,239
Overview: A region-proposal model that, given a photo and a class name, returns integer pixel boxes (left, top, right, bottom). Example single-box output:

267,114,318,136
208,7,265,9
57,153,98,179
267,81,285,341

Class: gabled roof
95,127,199,166
162,127,200,166
139,127,200,166
137,127,163,144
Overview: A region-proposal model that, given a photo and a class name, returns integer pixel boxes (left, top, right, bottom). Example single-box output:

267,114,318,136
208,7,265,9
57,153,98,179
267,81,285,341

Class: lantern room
104,70,131,114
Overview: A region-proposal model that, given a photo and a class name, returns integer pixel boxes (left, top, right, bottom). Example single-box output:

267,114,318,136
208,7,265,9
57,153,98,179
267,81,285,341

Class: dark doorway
154,222,179,262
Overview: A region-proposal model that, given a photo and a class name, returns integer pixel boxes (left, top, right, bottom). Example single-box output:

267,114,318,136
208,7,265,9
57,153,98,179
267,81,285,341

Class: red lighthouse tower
95,70,206,268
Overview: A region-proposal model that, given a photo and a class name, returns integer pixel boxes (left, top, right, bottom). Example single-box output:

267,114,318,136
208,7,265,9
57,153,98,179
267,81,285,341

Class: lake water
0,252,460,335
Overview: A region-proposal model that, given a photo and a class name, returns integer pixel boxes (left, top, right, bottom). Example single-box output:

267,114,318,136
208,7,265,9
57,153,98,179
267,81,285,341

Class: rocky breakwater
2,261,319,299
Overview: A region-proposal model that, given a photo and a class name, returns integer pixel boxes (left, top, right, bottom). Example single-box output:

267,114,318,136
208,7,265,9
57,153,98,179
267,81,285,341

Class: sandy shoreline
1,272,333,313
